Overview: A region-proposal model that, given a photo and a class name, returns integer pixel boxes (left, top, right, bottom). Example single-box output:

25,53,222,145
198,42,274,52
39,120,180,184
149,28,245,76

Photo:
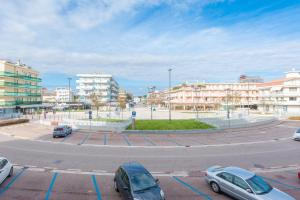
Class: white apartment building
55,87,73,103
258,69,300,115
76,74,119,104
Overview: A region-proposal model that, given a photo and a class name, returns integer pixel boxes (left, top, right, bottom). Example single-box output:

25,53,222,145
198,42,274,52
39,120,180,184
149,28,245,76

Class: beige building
149,82,259,111
0,60,42,114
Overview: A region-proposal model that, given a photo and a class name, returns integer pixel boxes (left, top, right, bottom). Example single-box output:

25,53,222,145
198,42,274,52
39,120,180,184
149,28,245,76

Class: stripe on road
45,172,58,200
0,167,26,196
103,134,108,145
122,134,132,146
78,133,91,145
143,136,156,146
91,175,102,200
261,176,300,190
172,176,212,200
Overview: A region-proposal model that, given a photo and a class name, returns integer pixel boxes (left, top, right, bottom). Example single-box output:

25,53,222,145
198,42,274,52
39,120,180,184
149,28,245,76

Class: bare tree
118,95,127,119
89,92,105,117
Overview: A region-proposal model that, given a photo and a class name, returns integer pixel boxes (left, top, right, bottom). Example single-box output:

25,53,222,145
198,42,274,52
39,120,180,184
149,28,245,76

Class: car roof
0,157,7,161
223,166,255,180
121,162,148,176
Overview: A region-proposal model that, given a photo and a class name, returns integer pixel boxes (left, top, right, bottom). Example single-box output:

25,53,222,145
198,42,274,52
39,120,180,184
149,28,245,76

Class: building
55,87,73,103
257,69,300,115
42,88,56,103
76,73,119,105
149,81,259,111
0,59,42,115
239,75,263,83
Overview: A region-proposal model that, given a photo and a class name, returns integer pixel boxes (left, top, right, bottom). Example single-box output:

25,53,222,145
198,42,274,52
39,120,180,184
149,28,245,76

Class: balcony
0,71,42,82
0,91,41,97
0,81,41,89
0,101,42,106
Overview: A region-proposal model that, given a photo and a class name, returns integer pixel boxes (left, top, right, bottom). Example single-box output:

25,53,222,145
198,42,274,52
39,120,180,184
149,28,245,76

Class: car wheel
8,167,13,177
210,182,221,193
114,180,119,192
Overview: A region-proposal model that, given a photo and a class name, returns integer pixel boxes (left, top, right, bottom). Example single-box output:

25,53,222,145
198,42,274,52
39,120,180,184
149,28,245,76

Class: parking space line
45,172,58,200
60,134,72,143
143,136,156,146
261,176,300,190
78,133,91,145
104,134,108,145
122,134,132,146
172,176,212,200
0,168,26,196
91,175,102,200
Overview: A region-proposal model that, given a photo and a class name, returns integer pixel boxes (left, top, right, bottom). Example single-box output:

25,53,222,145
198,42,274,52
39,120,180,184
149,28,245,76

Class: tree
89,92,105,117
118,96,127,119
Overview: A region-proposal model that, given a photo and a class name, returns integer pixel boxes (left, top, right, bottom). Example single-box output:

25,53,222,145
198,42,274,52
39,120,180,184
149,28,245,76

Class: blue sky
1,0,300,95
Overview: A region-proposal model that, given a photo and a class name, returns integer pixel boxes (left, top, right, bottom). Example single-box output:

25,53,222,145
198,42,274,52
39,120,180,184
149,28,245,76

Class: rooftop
224,166,255,180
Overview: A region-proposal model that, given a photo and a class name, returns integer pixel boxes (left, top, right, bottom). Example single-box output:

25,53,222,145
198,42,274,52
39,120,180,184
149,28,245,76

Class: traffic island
126,119,215,130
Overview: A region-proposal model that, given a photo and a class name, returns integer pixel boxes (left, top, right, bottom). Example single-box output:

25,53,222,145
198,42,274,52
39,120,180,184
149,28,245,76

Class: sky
1,0,300,95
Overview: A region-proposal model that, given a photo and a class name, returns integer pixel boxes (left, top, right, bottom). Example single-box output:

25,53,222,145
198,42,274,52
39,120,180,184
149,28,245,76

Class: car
205,166,295,200
0,157,13,185
292,128,300,141
53,125,71,138
298,171,300,180
114,162,165,200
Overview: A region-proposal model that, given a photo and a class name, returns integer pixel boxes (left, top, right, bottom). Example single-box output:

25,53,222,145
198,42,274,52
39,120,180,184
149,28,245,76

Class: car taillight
205,172,207,176
298,172,300,179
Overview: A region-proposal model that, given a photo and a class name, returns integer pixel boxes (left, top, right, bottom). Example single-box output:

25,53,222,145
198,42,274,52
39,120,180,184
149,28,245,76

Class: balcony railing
0,101,42,106
0,71,42,82
0,91,41,97
0,81,41,89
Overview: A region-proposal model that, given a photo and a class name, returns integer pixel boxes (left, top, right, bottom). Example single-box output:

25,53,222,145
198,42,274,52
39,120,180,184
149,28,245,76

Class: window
217,172,234,183
233,176,250,190
0,159,7,169
289,87,297,92
246,175,272,195
121,170,129,187
289,97,297,101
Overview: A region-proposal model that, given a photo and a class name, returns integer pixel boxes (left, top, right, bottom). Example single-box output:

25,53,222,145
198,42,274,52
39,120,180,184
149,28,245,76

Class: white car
293,128,300,141
0,157,13,185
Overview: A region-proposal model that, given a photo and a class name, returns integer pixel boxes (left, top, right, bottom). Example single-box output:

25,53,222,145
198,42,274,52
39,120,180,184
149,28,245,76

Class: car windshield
130,172,157,192
297,129,300,133
246,175,272,195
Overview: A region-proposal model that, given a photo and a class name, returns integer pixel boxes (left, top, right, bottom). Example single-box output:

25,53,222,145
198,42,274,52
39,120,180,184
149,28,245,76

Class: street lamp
225,88,231,128
68,77,72,119
168,68,172,121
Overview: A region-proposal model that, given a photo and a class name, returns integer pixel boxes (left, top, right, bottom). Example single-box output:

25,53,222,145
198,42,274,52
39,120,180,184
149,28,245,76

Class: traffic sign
132,111,136,118
89,111,92,120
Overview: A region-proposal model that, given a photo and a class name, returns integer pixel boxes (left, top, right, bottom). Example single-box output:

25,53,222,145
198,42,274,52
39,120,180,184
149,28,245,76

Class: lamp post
225,88,231,128
168,68,172,121
148,86,156,120
68,77,72,119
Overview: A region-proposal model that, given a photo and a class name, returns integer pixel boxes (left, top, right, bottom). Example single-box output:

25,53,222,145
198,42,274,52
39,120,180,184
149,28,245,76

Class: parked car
205,166,295,200
298,171,300,180
0,157,13,185
292,128,300,140
53,125,72,138
114,162,165,200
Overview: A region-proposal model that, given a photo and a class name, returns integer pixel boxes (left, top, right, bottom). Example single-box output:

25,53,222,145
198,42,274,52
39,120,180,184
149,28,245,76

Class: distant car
0,157,13,185
114,162,165,200
205,166,295,200
298,171,300,180
292,128,300,141
53,125,72,138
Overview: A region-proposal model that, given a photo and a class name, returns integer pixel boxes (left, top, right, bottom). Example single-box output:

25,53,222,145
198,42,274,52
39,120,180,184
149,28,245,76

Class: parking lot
0,166,299,200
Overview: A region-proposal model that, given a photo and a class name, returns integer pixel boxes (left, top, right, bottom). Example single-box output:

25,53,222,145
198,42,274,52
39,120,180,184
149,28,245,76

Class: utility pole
148,86,156,120
168,68,172,121
247,82,250,116
226,88,231,128
68,77,72,119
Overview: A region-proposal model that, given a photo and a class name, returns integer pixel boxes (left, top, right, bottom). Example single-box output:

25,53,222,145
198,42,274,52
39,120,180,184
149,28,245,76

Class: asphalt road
0,120,299,199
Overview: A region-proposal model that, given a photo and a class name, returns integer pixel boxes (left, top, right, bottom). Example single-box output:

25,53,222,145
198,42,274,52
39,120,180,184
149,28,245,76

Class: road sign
89,111,92,120
132,111,136,119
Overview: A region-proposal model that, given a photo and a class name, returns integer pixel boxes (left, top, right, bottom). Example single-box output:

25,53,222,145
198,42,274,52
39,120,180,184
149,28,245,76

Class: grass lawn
126,119,214,130
84,118,126,122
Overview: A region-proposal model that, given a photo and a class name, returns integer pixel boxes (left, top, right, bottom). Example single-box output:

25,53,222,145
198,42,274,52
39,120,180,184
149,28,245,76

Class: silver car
205,166,295,200
53,125,72,138
292,128,300,140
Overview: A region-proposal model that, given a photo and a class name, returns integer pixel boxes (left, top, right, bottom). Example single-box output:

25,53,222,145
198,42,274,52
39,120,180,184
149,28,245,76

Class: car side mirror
246,189,253,193
155,178,160,183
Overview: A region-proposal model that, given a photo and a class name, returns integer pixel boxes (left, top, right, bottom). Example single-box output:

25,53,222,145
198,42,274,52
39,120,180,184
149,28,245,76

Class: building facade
76,74,119,105
42,88,56,103
257,70,300,115
0,60,42,114
55,87,73,103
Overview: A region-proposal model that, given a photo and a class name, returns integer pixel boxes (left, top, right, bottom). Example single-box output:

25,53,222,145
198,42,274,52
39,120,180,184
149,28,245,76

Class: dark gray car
114,162,165,200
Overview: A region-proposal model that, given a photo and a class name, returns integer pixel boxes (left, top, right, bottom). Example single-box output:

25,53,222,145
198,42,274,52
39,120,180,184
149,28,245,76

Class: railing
0,91,41,97
0,81,41,89
0,101,42,106
0,71,42,82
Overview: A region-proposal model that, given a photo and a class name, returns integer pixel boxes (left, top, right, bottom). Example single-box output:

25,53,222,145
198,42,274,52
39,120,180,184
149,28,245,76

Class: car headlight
160,190,165,198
